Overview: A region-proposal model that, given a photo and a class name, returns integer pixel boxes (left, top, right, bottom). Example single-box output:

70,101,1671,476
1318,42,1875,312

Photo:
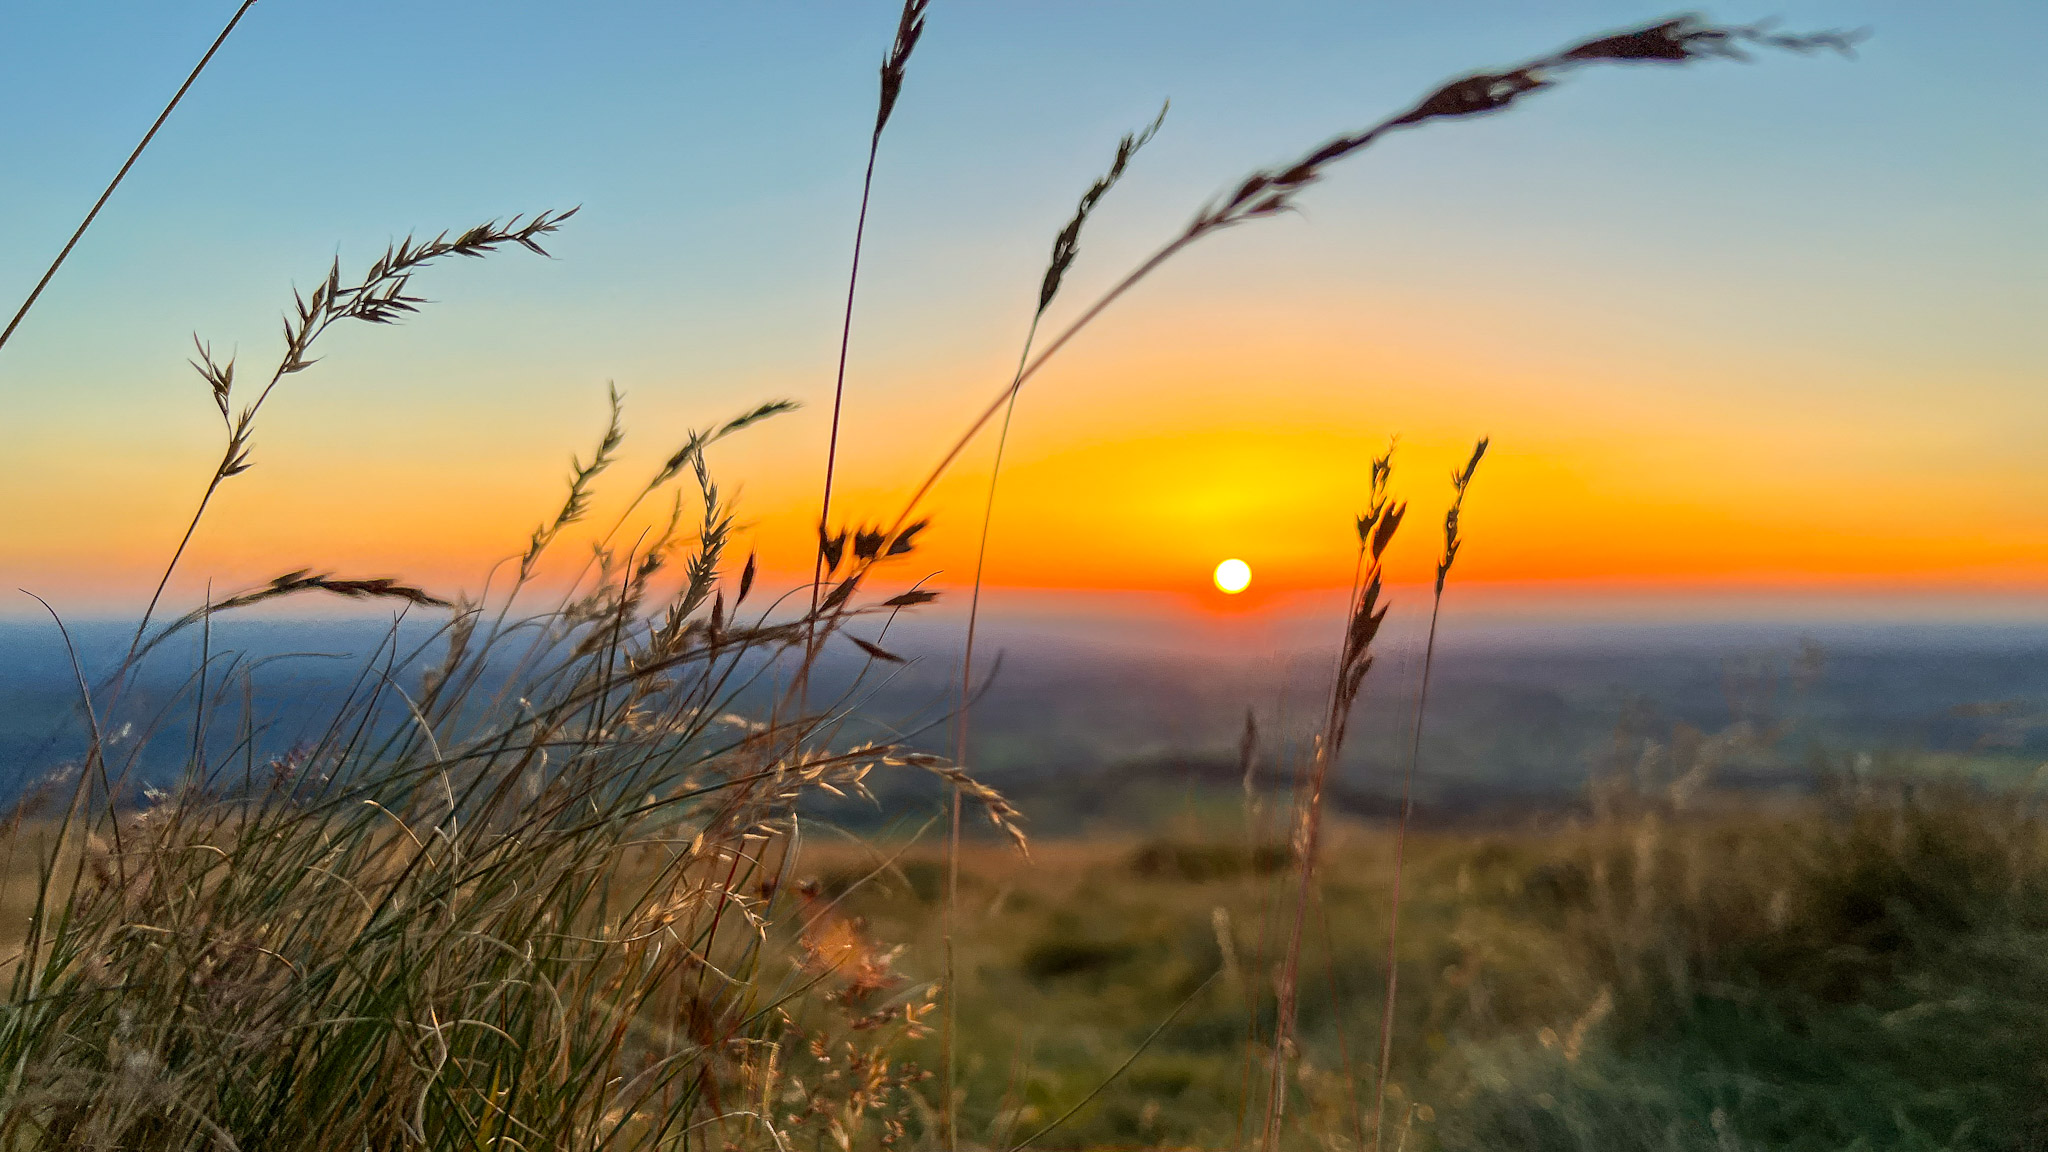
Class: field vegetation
840,771,2048,1151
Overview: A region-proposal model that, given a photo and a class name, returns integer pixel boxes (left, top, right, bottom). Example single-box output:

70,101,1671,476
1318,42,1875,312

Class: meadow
7,6,2045,1151
819,780,2048,1151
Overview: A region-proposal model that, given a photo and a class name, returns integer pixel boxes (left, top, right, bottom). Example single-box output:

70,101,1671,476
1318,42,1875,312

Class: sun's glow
1213,558,1252,594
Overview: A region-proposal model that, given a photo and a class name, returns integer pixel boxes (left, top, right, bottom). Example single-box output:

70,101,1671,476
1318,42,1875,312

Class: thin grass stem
0,1,258,358
1371,438,1484,1150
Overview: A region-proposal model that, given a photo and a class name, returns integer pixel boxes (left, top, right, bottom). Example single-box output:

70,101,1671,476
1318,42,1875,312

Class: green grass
9,772,2048,1148
786,779,2048,1151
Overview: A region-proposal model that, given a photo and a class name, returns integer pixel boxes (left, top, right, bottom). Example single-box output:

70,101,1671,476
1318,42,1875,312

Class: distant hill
5,614,2045,826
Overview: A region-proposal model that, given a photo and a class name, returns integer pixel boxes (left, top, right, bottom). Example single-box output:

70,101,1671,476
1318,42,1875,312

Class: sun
1213,558,1252,594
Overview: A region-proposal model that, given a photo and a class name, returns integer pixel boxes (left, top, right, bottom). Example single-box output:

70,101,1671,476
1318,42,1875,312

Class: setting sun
1213,558,1251,594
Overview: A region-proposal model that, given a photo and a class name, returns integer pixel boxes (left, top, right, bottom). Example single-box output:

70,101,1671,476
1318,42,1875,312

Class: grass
8,759,2048,1149
0,2,258,355
802,773,2048,1151
0,7,1927,1150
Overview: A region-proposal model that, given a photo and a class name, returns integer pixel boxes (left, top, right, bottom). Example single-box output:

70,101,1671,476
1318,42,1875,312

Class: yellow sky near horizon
12,291,2043,614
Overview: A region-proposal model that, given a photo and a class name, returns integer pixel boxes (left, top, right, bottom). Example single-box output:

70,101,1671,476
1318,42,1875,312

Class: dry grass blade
129,210,573,654
1190,17,1860,237
1037,101,1168,316
847,635,905,665
1264,444,1400,1152
943,104,1171,1150
212,569,452,612
1435,437,1488,595
883,14,1854,540
523,384,626,580
1008,968,1222,1151
951,100,1173,1021
719,399,800,438
812,0,935,659
887,753,1028,858
130,570,452,668
0,1,259,358
957,101,1173,749
1371,435,1487,1151
875,0,933,141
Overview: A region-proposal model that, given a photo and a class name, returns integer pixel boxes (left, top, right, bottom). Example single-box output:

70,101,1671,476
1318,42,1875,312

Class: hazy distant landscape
10,609,2044,828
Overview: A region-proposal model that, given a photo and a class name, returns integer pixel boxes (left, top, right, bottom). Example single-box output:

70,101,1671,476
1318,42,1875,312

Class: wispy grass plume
1372,436,1486,1150
812,0,934,629
135,211,575,653
1262,443,1403,1152
882,15,1856,537
947,101,1165,1150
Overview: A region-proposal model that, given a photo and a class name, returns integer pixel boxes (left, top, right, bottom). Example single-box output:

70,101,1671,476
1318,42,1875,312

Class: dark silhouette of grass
1373,437,1486,1149
812,0,932,632
0,1,259,359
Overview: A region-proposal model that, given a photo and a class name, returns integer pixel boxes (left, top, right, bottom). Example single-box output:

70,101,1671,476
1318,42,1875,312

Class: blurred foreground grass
792,778,2048,1151
6,770,2045,1149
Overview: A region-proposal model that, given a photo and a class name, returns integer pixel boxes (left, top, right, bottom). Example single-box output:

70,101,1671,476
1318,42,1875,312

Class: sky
1,1,2043,623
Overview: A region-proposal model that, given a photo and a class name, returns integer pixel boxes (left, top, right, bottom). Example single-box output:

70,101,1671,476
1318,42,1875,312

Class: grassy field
750,777,2047,1152
10,771,2047,1150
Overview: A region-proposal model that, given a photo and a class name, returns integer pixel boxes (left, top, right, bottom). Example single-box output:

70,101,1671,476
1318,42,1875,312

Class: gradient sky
2,1,2043,619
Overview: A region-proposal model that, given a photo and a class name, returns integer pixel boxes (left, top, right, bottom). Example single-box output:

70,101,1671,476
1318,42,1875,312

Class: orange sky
13,298,2043,613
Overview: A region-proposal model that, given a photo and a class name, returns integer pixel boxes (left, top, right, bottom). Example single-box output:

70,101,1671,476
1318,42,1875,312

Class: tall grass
1,10,1858,1149
813,0,930,625
949,100,1164,1152
1263,443,1402,1152
1,216,1020,1148
1372,438,1485,1149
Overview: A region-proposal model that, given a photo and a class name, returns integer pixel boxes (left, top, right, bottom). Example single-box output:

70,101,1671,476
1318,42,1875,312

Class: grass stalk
126,212,572,662
809,0,930,637
947,105,1161,1148
1009,967,1222,1151
0,1,259,358
1370,438,1485,1150
1262,448,1402,1152
1316,888,1370,1150
878,18,1853,542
